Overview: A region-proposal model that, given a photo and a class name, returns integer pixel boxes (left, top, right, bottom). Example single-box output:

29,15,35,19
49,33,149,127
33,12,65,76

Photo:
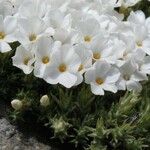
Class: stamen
58,63,67,72
0,32,5,40
42,56,50,64
29,34,37,41
78,64,84,71
95,77,104,85
84,35,92,43
23,57,30,65
136,41,142,47
93,52,101,60
123,75,130,81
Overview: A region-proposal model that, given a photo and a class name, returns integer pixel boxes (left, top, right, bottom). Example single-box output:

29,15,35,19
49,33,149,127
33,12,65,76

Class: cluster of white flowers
0,0,150,95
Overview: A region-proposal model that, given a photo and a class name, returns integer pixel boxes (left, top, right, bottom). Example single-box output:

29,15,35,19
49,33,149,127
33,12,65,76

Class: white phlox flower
132,25,150,55
43,44,81,88
85,61,120,95
12,45,35,74
75,17,101,48
16,17,47,50
18,0,48,18
0,0,150,95
34,36,61,78
131,49,150,76
0,15,17,52
0,0,15,17
74,44,92,85
116,34,136,66
117,60,146,92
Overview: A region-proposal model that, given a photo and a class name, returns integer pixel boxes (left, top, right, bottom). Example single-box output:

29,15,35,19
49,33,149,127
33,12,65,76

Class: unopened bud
11,99,23,110
52,118,69,134
40,95,50,107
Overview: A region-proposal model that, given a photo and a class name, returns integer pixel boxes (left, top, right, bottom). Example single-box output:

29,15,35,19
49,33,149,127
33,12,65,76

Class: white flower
76,18,100,47
46,10,72,30
12,45,35,74
11,99,23,110
45,10,78,45
16,17,47,50
116,35,136,66
34,36,61,78
127,11,150,55
0,0,15,17
128,11,146,25
132,49,150,76
1,0,150,95
128,10,150,36
69,0,91,11
74,44,92,85
43,44,81,88
90,0,122,18
18,0,48,18
90,35,112,62
54,29,79,45
40,95,50,107
47,0,70,12
146,17,150,35
140,56,150,75
85,61,120,95
90,35,126,64
75,44,92,73
98,15,123,33
117,60,146,92
132,25,150,55
0,15,17,53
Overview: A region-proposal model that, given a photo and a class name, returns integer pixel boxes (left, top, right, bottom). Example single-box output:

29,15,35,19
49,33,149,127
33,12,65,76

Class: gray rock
0,118,55,150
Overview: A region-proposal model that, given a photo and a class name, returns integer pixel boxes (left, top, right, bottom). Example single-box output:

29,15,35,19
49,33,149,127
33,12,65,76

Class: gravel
0,118,53,150
0,100,58,150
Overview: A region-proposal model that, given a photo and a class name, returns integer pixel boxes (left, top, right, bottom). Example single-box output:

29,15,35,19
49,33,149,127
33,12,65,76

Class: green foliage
1,49,150,149
0,1,150,150
88,91,150,150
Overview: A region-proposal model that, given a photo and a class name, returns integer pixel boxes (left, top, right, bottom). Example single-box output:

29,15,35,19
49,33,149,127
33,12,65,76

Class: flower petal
0,41,11,53
91,83,104,95
58,72,77,88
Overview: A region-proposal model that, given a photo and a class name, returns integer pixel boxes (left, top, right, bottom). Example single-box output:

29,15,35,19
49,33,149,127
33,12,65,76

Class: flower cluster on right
0,0,150,95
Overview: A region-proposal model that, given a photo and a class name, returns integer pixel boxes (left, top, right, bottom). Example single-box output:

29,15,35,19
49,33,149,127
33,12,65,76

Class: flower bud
52,118,69,134
11,99,23,110
40,95,50,107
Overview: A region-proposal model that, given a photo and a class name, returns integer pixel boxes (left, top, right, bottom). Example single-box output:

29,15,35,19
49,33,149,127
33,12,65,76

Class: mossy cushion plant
0,0,150,150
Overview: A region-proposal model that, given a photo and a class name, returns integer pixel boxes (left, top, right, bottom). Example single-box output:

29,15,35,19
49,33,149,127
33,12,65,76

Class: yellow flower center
78,64,84,72
96,77,104,85
42,56,50,64
123,75,130,81
58,63,67,72
23,57,30,65
29,34,37,41
0,32,5,40
93,52,101,60
136,41,142,47
84,35,92,43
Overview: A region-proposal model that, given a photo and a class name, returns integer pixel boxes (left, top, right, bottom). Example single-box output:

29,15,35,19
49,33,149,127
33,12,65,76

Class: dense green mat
0,1,150,150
